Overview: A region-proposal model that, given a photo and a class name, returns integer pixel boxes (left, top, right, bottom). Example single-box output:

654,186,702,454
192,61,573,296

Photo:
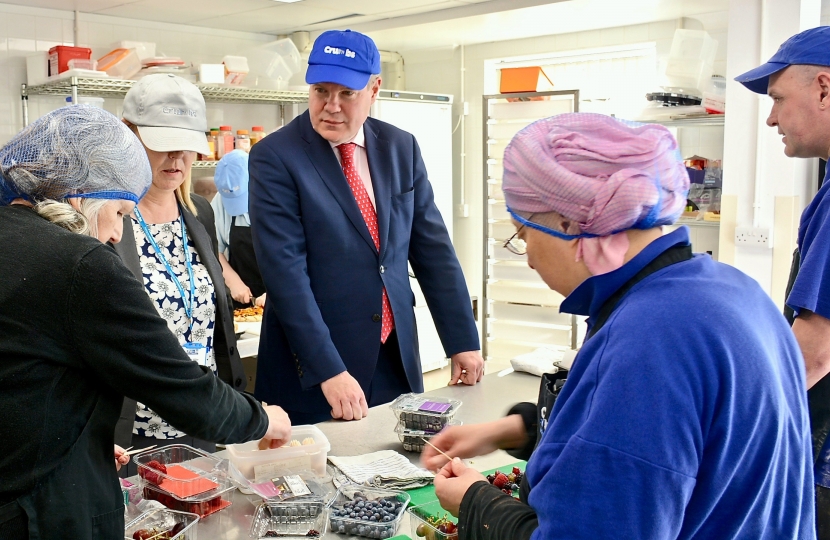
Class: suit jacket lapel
300,112,377,253
111,215,142,281
364,119,391,261
181,208,223,293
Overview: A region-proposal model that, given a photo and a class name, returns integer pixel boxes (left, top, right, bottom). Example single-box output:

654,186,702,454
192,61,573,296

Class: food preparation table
183,370,542,539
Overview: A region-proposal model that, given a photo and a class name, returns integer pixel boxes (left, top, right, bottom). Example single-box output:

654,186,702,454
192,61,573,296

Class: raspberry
147,460,167,474
512,467,521,476
492,473,509,489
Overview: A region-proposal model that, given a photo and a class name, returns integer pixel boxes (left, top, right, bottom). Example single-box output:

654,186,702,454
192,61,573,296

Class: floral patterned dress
131,216,217,439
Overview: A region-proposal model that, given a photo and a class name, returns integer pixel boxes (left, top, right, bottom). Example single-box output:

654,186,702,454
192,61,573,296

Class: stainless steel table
189,370,541,539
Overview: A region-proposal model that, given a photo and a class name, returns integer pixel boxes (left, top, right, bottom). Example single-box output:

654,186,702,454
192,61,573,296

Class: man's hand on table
321,371,369,421
449,350,484,385
258,403,292,449
434,458,486,516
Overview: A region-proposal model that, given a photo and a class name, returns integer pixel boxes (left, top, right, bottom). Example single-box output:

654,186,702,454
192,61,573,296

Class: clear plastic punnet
394,420,461,453
227,425,330,481
390,394,462,432
124,508,199,540
132,444,235,517
249,501,328,539
408,500,459,540
328,485,410,539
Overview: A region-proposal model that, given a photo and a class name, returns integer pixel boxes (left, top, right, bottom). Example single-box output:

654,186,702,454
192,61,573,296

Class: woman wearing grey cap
0,105,291,539
112,73,249,469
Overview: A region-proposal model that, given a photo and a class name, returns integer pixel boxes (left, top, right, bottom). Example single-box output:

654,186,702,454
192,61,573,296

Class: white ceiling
2,0,793,53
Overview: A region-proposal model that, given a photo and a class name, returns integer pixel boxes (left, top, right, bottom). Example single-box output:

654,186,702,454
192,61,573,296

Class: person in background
248,29,484,424
0,106,290,540
112,73,245,471
423,113,814,539
735,25,830,539
211,149,266,309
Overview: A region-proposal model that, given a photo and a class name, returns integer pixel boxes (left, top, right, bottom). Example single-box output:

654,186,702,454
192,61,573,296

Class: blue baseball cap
736,26,830,94
306,29,381,90
214,150,249,217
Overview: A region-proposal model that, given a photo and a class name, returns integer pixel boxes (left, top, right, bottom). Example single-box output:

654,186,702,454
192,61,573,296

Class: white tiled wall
0,3,292,146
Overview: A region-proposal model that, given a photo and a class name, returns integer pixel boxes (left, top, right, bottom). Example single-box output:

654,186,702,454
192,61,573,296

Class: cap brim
137,125,210,155
734,62,790,94
305,64,371,90
220,193,249,217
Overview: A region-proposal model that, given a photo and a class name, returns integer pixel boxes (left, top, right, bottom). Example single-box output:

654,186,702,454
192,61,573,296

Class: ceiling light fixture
272,0,302,3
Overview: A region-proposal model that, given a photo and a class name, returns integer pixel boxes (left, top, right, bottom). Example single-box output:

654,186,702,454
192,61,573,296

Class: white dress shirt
331,125,375,208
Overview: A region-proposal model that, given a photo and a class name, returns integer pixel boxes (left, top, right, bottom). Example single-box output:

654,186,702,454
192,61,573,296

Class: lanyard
134,206,196,329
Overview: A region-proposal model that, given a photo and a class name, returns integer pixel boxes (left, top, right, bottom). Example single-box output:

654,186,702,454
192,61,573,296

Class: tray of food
125,508,199,540
234,306,264,322
390,394,461,432
249,501,328,539
228,425,331,481
328,485,409,539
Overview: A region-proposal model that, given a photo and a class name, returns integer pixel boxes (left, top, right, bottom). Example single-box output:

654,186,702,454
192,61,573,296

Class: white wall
401,14,729,319
0,2,287,145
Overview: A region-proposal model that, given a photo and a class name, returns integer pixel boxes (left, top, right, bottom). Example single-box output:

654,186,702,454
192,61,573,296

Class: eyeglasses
503,225,528,256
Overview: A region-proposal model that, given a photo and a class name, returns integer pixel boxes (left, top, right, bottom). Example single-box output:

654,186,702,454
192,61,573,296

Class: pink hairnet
502,112,688,235
502,113,689,275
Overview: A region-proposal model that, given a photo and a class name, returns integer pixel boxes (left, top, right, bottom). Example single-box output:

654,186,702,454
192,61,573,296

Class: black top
112,194,246,448
0,205,268,539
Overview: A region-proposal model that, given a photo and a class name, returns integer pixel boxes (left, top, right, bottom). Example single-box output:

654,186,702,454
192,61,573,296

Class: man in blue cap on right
737,26,830,538
248,30,483,425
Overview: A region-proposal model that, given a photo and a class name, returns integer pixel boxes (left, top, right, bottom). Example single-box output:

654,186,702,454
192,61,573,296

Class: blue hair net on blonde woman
0,105,151,205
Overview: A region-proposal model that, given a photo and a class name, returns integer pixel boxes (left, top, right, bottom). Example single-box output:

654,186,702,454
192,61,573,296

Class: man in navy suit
249,30,483,424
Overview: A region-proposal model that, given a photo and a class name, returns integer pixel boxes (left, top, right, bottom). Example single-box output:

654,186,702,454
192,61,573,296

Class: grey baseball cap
123,73,210,155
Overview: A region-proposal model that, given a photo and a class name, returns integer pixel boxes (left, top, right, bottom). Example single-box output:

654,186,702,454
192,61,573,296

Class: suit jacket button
379,265,385,274
372,314,381,322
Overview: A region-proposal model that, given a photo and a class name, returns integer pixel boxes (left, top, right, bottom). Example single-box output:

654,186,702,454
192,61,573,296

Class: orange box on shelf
48,46,91,77
499,66,554,94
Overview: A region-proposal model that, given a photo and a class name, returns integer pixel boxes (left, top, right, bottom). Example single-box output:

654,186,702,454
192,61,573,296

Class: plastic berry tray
124,508,199,540
142,482,233,518
328,485,409,539
393,421,461,453
133,444,234,500
390,394,461,432
408,500,459,540
249,501,328,539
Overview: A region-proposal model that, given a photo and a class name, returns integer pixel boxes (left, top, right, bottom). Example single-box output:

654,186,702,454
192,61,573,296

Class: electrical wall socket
735,227,771,248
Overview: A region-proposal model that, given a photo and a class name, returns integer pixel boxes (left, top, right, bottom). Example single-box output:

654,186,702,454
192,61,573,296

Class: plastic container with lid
663,29,718,95
250,501,328,539
394,420,461,453
390,393,462,432
141,481,233,517
124,508,199,540
217,126,234,159
235,130,251,152
250,126,266,146
226,425,330,480
222,55,249,85
97,48,141,80
328,485,409,539
248,38,302,90
48,46,91,77
200,132,216,161
132,444,235,512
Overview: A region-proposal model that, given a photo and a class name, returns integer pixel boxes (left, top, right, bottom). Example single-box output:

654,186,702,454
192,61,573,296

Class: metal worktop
188,370,541,539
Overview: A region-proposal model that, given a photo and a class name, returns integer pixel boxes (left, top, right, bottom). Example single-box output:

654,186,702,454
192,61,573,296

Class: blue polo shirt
525,227,814,539
789,168,830,488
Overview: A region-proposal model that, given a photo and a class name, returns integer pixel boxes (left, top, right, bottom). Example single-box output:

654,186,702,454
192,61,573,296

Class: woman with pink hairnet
422,113,814,539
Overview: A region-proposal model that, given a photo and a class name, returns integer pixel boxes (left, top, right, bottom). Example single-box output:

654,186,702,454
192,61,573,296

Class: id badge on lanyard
183,342,208,366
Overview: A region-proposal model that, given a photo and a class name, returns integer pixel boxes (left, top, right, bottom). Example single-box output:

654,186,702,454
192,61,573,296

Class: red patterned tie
337,143,395,343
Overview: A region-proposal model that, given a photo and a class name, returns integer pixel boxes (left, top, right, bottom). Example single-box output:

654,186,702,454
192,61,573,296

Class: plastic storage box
98,48,141,79
663,29,718,95
390,394,461,432
124,508,199,540
222,55,249,85
328,485,409,539
394,421,460,453
249,501,328,539
48,45,91,76
133,444,235,517
227,425,330,480
408,500,459,540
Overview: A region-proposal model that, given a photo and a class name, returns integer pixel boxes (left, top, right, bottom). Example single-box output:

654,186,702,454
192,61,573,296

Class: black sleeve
458,481,538,540
504,403,537,462
68,244,268,444
192,193,220,256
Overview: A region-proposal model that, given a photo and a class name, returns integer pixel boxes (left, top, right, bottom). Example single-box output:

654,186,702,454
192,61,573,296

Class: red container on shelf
48,46,92,76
